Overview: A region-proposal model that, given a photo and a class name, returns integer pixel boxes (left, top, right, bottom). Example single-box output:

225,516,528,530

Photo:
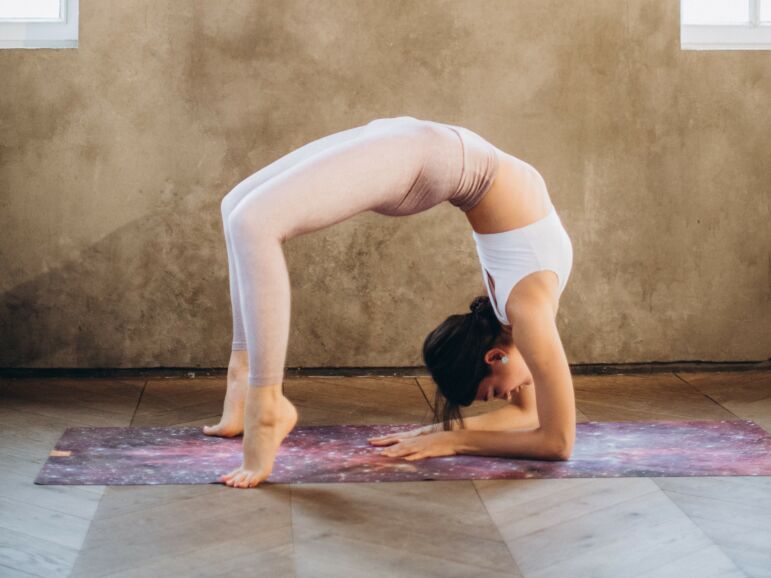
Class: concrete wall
1,1,768,370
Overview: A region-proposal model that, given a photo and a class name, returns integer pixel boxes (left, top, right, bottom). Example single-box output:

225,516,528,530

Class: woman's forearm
455,427,566,460
423,404,539,433
463,404,540,431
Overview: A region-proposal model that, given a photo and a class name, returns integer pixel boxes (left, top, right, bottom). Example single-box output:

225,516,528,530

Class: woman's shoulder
505,274,561,322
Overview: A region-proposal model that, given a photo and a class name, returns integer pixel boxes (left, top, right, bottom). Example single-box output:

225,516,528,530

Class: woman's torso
459,133,566,317
425,119,555,234
465,148,553,235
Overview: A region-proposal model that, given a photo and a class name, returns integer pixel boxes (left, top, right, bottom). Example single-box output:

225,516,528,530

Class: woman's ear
484,348,508,365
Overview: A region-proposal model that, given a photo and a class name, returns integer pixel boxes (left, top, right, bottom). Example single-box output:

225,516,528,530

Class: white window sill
0,38,77,49
681,24,771,50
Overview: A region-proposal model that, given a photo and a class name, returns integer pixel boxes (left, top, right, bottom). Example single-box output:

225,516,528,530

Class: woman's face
474,344,533,402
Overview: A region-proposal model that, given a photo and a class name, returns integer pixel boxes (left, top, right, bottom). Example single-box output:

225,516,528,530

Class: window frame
0,0,78,49
681,0,771,50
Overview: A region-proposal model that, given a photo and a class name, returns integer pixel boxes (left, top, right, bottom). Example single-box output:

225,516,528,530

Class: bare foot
203,366,247,438
220,387,298,489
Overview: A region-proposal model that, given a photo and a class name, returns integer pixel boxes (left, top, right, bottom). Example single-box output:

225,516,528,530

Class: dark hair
422,295,511,432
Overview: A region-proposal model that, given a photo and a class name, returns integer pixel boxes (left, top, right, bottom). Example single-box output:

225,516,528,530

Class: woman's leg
220,122,375,352
208,117,434,440
206,123,378,437
221,118,439,487
228,119,435,386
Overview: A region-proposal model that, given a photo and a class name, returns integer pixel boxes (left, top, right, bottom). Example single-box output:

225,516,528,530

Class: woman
206,116,575,488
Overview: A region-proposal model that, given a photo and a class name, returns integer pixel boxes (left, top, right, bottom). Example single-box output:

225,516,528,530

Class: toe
244,472,261,488
223,469,244,485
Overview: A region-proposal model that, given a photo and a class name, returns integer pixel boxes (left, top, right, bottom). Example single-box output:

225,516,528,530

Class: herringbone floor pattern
0,370,769,577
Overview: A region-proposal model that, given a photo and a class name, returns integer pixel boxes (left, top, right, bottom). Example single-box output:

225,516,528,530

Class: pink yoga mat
34,420,771,485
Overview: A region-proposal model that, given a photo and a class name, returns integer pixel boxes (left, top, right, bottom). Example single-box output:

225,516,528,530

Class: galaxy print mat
34,419,771,485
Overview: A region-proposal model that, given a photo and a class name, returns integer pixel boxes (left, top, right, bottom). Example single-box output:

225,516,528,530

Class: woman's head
422,295,534,431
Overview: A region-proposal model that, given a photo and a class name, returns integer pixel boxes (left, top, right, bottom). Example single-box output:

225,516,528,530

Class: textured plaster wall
1,1,768,370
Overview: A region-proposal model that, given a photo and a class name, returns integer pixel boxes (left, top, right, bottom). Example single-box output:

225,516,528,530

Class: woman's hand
371,431,460,461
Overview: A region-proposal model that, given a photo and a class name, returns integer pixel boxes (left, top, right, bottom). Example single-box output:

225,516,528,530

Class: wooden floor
1,370,769,578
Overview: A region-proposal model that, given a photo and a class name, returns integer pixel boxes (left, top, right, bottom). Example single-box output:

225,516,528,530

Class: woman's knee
227,199,281,245
220,189,243,224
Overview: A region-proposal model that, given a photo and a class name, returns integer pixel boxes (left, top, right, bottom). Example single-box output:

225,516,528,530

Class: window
681,0,771,50
0,0,78,49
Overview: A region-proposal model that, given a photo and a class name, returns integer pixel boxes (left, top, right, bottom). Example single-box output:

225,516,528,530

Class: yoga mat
34,419,771,485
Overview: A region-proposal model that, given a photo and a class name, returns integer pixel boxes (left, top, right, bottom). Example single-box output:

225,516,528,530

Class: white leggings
221,117,449,386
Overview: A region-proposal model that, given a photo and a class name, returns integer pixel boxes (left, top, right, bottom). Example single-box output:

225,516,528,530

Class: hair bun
469,295,490,316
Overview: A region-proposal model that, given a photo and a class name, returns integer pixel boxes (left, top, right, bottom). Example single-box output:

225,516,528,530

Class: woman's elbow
543,432,574,461
551,443,573,461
